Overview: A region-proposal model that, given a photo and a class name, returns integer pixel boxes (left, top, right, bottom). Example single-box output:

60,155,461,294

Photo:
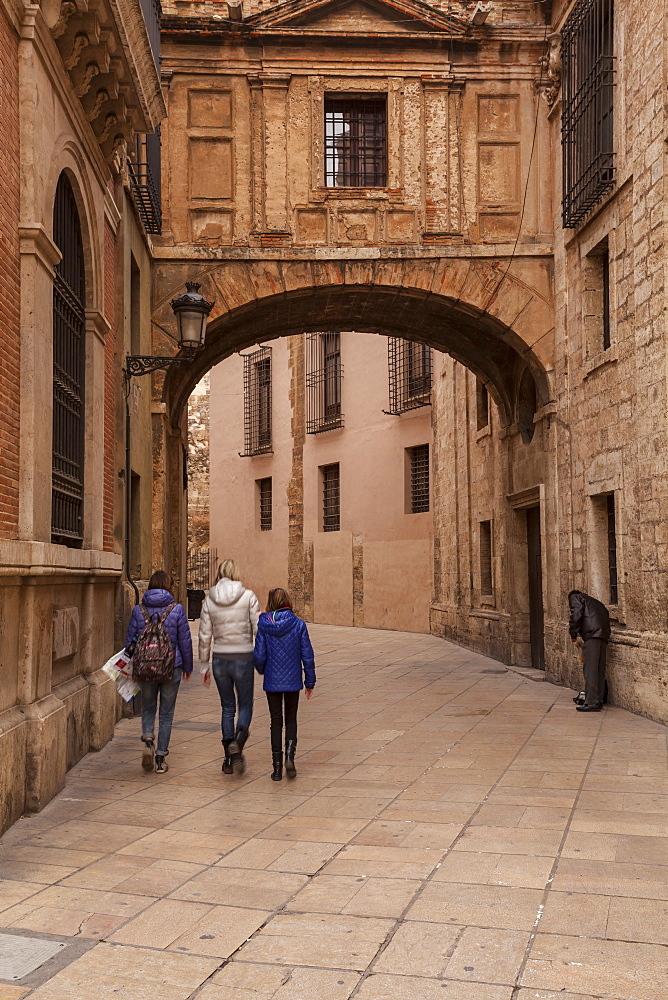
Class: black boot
221,739,233,775
229,727,248,775
271,751,283,781
285,739,297,779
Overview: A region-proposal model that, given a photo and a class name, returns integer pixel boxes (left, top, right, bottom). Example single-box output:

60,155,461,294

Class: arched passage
150,255,555,657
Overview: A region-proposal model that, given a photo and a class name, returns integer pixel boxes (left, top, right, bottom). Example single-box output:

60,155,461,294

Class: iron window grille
322,464,341,532
325,97,387,188
128,129,162,235
607,492,618,604
387,339,432,414
562,0,616,228
306,333,344,433
241,347,273,456
52,173,86,545
186,546,218,590
258,477,272,531
480,520,493,595
409,445,430,514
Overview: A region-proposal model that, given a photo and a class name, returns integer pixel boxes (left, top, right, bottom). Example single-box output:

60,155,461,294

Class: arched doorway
150,256,555,668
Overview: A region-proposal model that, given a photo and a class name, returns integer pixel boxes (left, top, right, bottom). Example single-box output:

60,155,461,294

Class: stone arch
150,254,555,593
152,256,555,428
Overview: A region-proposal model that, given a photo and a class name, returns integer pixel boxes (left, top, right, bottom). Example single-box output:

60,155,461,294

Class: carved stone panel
53,606,80,661
188,90,233,129
189,138,233,200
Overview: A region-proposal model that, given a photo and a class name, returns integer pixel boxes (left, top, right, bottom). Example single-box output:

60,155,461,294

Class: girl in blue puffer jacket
126,570,193,774
254,588,316,782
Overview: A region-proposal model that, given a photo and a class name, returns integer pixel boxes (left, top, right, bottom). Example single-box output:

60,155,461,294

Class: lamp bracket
125,352,197,378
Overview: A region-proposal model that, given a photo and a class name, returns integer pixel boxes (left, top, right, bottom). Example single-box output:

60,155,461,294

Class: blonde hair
216,559,241,582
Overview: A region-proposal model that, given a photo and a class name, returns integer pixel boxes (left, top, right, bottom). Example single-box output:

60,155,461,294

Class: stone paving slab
0,623,667,999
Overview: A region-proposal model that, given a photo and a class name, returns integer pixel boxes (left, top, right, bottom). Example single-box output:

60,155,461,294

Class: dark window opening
307,333,343,433
562,0,615,228
518,368,538,445
128,129,162,235
387,339,432,414
242,347,272,456
476,378,490,430
258,477,272,531
325,97,387,188
585,238,612,353
607,492,618,604
409,445,430,514
480,520,493,595
322,463,340,532
52,172,86,545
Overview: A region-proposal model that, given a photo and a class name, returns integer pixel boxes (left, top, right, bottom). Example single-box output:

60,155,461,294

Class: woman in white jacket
199,559,260,774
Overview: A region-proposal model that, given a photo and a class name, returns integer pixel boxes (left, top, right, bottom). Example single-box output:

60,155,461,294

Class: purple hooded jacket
126,588,193,675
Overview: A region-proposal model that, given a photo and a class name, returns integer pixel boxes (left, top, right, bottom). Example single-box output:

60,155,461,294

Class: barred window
322,463,340,532
52,172,86,545
387,339,432,414
258,477,272,531
306,333,343,433
562,0,615,228
242,347,272,456
408,445,430,514
325,97,387,188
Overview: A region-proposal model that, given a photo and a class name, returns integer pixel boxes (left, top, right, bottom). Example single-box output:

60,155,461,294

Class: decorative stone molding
537,32,561,108
49,0,166,163
19,224,62,273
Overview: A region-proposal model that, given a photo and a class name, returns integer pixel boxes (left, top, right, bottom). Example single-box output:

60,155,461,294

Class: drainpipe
125,378,140,607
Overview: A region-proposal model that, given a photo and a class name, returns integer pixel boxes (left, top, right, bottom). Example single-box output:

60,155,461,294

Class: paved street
0,624,667,1000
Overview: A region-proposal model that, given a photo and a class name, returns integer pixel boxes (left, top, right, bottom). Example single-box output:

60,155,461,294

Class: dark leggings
266,691,300,752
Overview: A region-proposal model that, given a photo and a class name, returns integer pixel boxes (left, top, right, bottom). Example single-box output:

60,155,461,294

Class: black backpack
132,603,176,683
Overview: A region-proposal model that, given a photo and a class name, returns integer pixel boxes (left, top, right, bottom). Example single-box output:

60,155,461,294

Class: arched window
518,367,538,445
52,173,86,544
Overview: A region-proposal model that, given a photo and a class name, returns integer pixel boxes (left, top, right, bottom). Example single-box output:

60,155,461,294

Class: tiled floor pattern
1,624,667,999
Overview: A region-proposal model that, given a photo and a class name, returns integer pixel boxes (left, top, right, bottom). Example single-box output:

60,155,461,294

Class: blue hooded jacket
126,589,193,675
254,609,316,692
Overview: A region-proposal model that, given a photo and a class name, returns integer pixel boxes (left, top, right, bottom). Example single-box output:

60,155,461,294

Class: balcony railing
128,129,162,235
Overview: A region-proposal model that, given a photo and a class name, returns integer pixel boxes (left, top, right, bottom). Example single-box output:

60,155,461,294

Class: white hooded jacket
198,578,261,662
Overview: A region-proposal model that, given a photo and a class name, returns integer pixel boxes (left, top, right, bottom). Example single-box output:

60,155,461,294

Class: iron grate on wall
322,463,340,532
306,333,344,433
387,339,432,414
409,445,430,514
241,346,272,456
325,97,387,188
259,477,272,531
561,0,615,228
52,173,86,545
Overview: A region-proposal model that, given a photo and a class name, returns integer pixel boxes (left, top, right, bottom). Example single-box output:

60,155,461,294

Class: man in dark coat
568,590,611,712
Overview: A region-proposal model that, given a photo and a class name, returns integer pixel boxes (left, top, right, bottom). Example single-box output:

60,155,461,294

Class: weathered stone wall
187,374,210,553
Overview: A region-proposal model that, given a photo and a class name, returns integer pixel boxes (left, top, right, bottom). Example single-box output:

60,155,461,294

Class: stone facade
187,374,211,552
148,0,668,727
0,0,164,833
207,334,435,631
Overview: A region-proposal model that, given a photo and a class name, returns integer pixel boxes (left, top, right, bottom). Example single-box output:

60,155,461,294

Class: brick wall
0,10,21,538
103,219,116,550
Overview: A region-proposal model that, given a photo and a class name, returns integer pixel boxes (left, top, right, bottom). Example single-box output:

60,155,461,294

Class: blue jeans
211,657,254,740
140,667,182,756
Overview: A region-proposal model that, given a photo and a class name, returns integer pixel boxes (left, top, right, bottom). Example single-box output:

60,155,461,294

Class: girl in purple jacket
254,588,316,782
126,570,193,773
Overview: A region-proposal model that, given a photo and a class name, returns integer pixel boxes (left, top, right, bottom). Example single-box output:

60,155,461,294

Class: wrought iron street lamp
125,282,215,377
